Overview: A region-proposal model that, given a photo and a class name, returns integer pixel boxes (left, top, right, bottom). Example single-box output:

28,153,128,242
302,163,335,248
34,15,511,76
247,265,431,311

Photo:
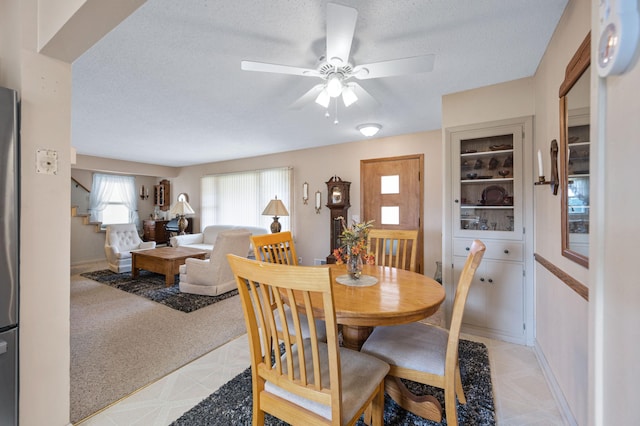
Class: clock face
331,186,342,204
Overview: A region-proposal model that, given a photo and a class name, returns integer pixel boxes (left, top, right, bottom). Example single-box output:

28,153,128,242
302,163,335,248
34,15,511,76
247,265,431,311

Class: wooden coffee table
131,246,209,287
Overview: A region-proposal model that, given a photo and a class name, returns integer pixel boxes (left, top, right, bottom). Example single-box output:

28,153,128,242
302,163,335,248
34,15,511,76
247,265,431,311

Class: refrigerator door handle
0,339,6,354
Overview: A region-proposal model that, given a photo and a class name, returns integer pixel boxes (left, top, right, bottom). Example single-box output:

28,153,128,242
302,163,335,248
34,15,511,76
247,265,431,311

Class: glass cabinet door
452,125,523,239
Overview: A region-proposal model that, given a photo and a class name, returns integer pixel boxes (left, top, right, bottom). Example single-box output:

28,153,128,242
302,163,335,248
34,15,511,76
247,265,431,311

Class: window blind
201,167,292,232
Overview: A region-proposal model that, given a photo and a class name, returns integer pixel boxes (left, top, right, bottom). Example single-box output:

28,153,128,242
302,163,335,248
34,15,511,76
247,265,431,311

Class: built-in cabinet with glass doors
444,117,533,345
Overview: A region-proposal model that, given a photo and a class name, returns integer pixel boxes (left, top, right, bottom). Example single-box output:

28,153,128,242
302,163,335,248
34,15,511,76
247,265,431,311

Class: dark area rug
80,269,239,313
171,339,495,425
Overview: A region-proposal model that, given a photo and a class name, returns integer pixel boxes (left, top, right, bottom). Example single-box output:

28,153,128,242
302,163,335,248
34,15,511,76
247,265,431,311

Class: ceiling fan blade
352,54,435,79
349,82,379,108
289,84,325,110
326,3,358,67
241,60,321,78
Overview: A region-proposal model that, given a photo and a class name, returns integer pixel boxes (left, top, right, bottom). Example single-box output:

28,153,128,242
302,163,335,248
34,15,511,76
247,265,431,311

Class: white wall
442,78,535,129
591,9,640,423
174,131,444,274
0,1,144,424
533,0,591,424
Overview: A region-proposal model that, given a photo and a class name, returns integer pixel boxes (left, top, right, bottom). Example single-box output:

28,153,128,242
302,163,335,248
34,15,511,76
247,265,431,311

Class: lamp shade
327,75,343,97
262,197,289,217
341,85,358,107
170,200,195,216
315,88,330,108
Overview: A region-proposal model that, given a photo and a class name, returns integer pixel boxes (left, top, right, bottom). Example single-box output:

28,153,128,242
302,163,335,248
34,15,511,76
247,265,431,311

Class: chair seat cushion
265,339,389,424
114,251,132,260
361,322,449,376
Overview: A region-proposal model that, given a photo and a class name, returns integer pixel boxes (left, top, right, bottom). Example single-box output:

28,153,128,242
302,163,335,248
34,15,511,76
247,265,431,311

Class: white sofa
170,224,269,257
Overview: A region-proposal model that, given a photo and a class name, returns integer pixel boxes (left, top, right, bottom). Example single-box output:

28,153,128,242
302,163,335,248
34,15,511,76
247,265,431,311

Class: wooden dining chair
251,231,298,265
251,232,327,341
367,228,419,272
227,254,389,426
360,239,486,426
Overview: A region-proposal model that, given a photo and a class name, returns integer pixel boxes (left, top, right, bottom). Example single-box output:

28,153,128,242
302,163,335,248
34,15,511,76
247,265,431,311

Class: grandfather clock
326,176,350,264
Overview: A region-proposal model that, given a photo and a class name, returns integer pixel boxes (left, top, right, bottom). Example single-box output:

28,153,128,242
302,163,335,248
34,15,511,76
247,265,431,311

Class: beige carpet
70,268,247,423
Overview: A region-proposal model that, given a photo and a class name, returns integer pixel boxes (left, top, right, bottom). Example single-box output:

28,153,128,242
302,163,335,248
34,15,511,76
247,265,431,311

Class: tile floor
76,332,566,426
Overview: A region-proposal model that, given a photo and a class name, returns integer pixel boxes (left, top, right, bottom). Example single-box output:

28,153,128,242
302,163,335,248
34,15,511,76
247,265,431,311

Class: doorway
361,154,424,273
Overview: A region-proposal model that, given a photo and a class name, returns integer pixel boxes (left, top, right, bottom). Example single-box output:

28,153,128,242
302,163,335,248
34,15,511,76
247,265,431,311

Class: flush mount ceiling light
358,123,382,137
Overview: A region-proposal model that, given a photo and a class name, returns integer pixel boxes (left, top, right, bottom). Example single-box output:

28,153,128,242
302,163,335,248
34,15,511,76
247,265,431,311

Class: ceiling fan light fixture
341,85,358,107
315,88,331,108
358,123,382,137
327,74,343,97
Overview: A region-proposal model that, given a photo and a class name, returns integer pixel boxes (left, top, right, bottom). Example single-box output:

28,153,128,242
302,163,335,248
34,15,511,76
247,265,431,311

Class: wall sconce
534,141,558,195
139,185,149,200
315,190,322,214
303,182,309,204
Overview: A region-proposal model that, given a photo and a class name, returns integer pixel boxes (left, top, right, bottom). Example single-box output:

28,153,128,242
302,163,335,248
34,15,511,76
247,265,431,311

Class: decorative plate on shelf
481,185,507,205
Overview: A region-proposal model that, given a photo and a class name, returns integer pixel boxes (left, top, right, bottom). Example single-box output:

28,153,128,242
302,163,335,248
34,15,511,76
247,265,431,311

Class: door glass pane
381,206,399,225
380,175,399,194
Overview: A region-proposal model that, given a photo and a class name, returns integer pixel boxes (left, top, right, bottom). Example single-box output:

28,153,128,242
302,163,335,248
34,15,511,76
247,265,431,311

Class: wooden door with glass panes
361,155,424,273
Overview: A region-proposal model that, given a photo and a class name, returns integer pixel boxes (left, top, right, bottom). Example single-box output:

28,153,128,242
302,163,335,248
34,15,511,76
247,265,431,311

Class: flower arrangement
333,217,375,276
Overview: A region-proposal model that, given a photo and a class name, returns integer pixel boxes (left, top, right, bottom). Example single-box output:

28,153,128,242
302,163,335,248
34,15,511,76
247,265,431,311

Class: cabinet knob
504,249,509,254
454,199,459,203
465,247,470,251
488,278,493,283
480,277,485,282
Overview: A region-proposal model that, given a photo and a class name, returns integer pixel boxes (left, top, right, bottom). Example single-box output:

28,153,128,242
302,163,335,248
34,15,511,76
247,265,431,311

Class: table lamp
262,196,289,233
170,200,195,235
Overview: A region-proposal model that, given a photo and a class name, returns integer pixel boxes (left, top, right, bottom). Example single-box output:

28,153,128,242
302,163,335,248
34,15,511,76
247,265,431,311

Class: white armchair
104,223,156,273
178,230,251,296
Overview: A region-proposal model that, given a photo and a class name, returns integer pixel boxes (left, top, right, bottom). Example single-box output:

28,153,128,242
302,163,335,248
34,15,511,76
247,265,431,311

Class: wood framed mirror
559,32,590,268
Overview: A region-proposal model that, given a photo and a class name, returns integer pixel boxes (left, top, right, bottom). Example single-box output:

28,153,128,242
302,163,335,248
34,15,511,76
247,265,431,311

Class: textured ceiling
72,0,568,167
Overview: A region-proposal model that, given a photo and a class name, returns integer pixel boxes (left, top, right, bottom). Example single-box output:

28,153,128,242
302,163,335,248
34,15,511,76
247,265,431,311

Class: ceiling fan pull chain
334,98,339,124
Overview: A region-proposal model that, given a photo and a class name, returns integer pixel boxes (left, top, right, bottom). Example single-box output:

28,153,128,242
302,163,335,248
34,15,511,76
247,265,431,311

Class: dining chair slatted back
227,254,388,425
360,239,486,426
251,231,298,265
367,229,419,272
251,232,327,341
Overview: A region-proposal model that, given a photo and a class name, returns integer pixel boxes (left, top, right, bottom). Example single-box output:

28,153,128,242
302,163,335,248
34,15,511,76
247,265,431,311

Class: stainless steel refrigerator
0,86,19,426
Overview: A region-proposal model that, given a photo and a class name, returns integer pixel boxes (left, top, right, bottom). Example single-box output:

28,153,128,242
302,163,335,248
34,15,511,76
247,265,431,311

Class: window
89,173,140,228
201,167,292,232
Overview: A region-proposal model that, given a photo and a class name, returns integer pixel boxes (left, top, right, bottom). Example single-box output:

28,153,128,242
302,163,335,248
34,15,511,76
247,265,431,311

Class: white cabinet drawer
453,238,523,262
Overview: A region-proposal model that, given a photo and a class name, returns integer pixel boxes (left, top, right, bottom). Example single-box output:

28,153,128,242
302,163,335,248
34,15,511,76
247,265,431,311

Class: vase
347,249,363,279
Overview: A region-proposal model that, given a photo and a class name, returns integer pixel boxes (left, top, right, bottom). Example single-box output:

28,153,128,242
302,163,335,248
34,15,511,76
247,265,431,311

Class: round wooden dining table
323,263,445,350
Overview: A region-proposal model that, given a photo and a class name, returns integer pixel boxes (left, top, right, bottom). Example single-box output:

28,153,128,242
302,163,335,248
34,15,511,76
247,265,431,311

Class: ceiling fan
241,2,435,113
